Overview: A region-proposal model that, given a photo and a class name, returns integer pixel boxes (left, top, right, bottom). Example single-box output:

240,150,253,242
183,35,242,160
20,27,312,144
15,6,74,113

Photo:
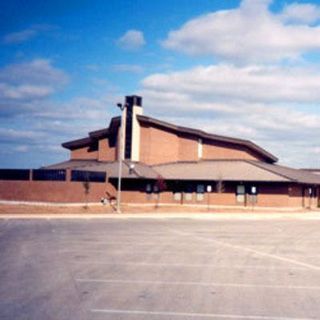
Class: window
146,183,152,200
146,183,152,193
196,184,205,201
173,192,182,201
236,185,245,203
185,184,193,201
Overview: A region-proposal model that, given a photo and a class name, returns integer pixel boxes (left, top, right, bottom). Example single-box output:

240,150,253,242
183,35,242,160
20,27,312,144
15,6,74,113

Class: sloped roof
302,169,320,175
137,115,278,163
45,159,320,184
152,160,289,182
45,160,101,169
62,117,120,150
153,160,320,184
248,161,320,184
45,160,158,179
61,137,92,150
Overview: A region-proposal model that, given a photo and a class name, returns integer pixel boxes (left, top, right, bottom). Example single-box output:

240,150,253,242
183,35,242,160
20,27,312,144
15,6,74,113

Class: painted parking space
1,217,320,319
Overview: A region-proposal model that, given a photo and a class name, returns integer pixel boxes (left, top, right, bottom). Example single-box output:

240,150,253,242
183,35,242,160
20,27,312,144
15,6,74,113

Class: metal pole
116,104,124,213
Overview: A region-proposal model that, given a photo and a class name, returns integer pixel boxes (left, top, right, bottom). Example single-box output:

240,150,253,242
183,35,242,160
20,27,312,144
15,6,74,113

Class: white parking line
76,278,320,290
90,308,315,320
74,261,308,270
170,229,320,271
63,249,226,256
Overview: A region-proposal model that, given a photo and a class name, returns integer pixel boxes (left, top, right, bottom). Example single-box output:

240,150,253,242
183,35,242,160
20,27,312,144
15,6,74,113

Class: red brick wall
178,134,198,161
120,182,306,208
256,184,290,207
98,138,117,162
139,123,267,164
140,124,179,164
0,176,312,208
202,140,265,161
71,147,98,160
0,180,113,203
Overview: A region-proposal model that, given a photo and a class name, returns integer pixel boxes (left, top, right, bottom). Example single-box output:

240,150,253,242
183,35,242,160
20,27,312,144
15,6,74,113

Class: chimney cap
125,95,142,107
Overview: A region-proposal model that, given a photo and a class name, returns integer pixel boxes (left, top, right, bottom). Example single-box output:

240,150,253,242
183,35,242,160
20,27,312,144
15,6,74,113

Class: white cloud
3,29,37,44
0,59,68,105
14,145,29,153
0,128,43,142
0,59,68,86
3,24,58,44
142,64,320,104
280,3,320,24
117,29,145,50
141,63,320,167
162,0,320,63
0,84,53,100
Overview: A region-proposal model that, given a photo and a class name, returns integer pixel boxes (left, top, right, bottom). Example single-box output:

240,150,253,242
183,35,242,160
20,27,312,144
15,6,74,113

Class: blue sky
1,0,320,168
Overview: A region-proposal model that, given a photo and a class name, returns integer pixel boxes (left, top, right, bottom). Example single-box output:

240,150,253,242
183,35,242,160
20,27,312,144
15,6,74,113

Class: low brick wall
0,180,116,203
0,178,317,208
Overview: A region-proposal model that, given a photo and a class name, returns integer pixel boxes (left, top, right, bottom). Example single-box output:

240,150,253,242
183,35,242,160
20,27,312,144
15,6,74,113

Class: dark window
71,170,106,183
0,169,30,180
33,169,66,181
184,183,194,201
124,105,133,159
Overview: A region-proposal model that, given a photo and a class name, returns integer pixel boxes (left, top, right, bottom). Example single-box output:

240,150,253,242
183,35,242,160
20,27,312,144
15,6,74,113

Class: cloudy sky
1,0,320,168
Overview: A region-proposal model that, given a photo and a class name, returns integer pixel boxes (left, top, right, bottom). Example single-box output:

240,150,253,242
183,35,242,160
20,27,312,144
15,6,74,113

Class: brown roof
152,160,289,182
89,128,109,139
45,159,100,169
62,117,120,150
301,169,320,175
248,161,320,184
45,160,159,179
45,159,320,184
153,160,320,184
61,137,92,150
137,115,278,163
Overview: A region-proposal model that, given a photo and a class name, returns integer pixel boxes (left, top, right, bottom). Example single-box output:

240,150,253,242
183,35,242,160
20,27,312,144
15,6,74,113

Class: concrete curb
1,212,320,220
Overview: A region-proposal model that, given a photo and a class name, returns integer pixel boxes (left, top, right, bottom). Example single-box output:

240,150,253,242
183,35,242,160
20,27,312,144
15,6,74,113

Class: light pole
116,102,125,213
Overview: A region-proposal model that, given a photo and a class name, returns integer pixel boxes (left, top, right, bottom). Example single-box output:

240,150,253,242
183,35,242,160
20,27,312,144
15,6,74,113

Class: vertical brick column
66,169,71,182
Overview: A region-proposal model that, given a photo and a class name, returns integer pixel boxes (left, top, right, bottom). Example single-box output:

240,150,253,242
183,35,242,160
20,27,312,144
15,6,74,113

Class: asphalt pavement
1,217,320,320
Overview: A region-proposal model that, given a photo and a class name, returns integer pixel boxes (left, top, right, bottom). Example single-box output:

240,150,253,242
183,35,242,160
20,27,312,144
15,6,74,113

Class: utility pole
116,102,125,213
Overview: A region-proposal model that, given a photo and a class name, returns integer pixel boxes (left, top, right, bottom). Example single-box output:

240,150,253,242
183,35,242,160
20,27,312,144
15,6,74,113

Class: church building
45,95,320,208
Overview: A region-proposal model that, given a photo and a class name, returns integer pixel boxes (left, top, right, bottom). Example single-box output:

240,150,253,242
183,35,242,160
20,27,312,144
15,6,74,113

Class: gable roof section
62,117,120,150
62,137,92,150
152,160,289,182
153,160,320,184
45,159,320,184
44,160,159,179
248,161,320,185
137,115,278,163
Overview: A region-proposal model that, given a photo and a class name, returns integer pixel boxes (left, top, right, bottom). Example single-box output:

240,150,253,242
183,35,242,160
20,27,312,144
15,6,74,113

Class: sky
0,0,320,168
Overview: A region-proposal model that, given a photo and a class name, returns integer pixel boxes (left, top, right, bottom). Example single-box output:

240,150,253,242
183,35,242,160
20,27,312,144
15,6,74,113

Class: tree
216,174,225,194
82,172,91,209
154,175,167,209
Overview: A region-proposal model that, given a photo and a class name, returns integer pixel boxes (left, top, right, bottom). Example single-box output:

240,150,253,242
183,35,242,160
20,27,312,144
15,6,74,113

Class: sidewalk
0,202,319,220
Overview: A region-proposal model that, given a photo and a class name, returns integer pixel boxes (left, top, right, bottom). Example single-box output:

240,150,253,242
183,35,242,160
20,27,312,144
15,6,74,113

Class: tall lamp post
116,102,126,214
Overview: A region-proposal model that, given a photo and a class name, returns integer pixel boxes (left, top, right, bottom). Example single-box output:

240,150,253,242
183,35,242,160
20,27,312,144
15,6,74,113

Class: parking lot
1,216,320,320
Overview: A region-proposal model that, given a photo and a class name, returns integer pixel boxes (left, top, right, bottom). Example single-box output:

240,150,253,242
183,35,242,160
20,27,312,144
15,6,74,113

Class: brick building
41,95,319,208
